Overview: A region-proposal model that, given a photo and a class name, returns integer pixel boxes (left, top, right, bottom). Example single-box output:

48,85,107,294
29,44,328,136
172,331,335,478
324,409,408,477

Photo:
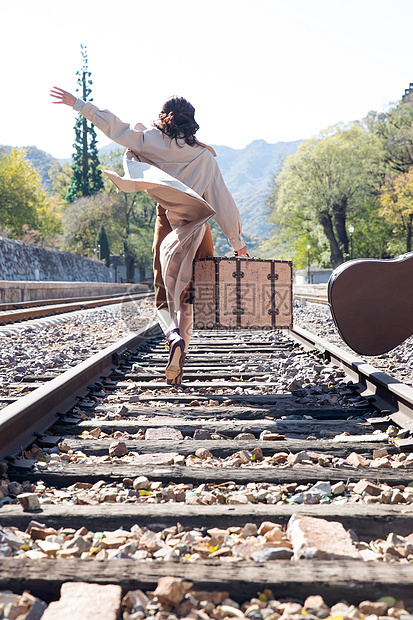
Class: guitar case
328,253,413,356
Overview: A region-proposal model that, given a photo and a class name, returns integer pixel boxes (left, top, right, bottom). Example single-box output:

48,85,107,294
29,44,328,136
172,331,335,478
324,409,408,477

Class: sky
2,0,413,159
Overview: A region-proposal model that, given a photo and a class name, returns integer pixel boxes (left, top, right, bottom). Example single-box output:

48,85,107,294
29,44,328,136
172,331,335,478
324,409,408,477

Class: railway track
293,284,329,306
0,282,324,329
1,322,413,615
0,288,151,326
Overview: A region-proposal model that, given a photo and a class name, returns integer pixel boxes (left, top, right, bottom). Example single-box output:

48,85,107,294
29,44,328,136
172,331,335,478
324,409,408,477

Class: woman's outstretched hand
50,87,76,107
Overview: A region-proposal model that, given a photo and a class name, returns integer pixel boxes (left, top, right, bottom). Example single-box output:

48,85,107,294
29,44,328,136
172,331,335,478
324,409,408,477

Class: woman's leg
152,205,178,334
177,302,193,353
153,211,213,381
153,205,185,383
178,222,214,351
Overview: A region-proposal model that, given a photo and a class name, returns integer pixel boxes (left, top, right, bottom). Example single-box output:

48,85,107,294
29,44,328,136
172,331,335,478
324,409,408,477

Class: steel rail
294,293,329,305
0,288,149,312
0,321,162,460
0,291,154,325
289,325,413,431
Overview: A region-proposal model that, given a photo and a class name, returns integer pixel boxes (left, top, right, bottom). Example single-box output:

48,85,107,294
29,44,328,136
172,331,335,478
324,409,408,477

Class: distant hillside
0,145,58,193
212,139,302,238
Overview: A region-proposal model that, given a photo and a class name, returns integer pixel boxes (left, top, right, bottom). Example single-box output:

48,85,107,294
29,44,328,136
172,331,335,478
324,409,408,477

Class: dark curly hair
154,96,200,147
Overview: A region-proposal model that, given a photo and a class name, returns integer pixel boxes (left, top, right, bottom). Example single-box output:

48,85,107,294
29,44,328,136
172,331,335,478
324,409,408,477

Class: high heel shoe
165,328,185,383
166,353,186,386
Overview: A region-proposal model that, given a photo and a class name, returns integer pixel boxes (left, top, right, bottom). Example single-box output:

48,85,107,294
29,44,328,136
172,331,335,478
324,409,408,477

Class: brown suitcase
193,257,293,330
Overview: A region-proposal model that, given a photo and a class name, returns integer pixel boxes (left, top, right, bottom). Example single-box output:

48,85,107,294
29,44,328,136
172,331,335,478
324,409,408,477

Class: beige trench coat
73,99,245,316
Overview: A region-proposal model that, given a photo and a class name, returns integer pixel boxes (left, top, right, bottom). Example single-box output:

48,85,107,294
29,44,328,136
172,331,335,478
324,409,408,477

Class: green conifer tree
96,222,110,267
66,44,104,203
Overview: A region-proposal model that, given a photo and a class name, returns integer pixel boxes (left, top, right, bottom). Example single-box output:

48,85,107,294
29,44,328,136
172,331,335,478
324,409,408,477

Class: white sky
2,0,413,158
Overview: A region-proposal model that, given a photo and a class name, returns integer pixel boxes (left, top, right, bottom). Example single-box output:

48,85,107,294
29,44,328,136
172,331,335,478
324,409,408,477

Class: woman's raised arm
49,86,145,152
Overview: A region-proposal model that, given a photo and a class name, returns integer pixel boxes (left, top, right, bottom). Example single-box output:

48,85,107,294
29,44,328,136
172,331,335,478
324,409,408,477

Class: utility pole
348,224,354,260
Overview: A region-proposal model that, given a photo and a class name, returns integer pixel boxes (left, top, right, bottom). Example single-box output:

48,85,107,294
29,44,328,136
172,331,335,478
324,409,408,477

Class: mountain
0,145,59,193
212,139,302,238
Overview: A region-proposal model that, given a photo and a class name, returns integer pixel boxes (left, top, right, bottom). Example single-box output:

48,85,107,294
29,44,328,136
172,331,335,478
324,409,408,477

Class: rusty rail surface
0,289,149,312
0,291,154,325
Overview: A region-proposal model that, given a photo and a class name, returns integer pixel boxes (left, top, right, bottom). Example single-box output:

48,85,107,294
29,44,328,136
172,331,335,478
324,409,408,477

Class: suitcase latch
267,273,279,280
232,271,244,278
268,309,279,315
232,308,245,315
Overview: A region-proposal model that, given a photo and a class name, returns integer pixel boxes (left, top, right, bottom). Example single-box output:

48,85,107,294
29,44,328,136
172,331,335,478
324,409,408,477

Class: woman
50,87,248,385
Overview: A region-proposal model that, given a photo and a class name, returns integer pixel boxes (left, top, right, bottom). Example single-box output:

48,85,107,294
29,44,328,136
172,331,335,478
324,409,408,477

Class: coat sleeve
72,99,145,152
203,170,245,252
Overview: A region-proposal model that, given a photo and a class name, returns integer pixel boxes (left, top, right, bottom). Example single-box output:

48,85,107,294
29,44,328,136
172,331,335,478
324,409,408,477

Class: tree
61,148,157,280
65,44,104,203
61,192,114,255
367,98,413,174
50,161,72,202
344,197,393,260
100,149,157,281
115,189,156,281
0,148,58,239
96,222,110,266
267,123,384,268
378,168,413,252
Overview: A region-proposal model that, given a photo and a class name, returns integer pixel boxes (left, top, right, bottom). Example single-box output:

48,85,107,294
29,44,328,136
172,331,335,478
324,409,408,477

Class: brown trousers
152,205,214,311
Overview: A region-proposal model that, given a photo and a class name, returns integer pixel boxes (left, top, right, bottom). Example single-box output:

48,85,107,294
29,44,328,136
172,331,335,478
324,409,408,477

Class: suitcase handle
233,254,261,259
